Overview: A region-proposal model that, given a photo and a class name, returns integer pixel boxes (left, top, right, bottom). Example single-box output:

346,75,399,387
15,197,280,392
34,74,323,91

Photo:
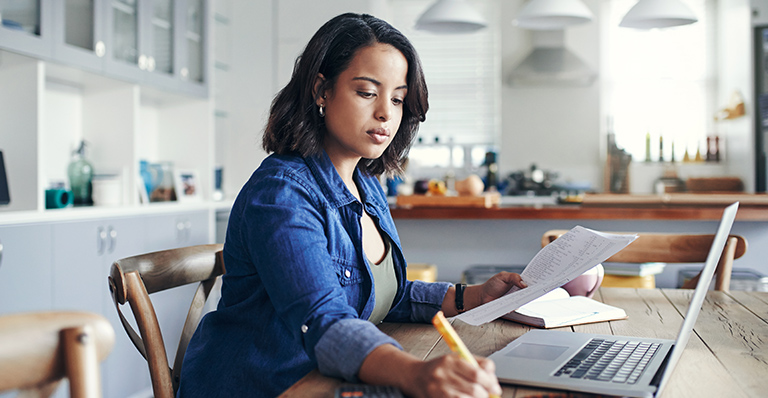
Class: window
601,0,714,163
389,0,501,171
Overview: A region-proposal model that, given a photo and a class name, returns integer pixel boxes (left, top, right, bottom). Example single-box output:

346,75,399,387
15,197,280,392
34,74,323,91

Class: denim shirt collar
304,150,386,213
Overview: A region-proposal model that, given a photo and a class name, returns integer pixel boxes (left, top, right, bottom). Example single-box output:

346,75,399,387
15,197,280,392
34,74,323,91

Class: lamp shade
415,0,487,34
513,0,593,30
619,0,698,29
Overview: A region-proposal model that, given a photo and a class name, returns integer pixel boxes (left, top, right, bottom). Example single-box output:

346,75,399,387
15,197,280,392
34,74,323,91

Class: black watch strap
455,283,467,312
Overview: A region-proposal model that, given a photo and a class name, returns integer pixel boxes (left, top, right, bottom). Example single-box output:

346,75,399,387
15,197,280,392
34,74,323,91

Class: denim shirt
177,151,451,398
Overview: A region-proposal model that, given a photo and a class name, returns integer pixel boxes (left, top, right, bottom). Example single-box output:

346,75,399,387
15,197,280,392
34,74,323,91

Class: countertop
390,193,768,221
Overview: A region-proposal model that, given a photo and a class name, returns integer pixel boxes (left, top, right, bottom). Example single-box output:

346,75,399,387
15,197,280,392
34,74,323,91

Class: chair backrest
108,244,225,398
541,230,747,292
0,311,114,397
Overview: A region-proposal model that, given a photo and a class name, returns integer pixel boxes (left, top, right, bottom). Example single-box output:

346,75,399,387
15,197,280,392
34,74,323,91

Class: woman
178,13,525,398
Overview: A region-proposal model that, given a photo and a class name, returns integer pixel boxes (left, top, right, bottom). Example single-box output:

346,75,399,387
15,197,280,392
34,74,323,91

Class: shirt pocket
331,257,366,311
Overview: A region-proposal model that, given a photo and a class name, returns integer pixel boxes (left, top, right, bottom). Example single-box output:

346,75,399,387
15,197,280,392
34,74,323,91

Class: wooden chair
0,311,114,397
542,230,747,292
108,244,225,398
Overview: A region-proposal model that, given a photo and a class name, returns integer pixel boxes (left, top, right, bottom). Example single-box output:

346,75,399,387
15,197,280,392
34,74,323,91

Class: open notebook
502,287,627,328
488,202,739,398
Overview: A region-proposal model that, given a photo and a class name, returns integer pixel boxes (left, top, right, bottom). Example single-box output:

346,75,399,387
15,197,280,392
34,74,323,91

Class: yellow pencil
432,311,501,398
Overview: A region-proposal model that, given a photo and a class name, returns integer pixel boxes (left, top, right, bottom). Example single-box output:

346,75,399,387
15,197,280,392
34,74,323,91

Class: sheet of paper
456,226,637,326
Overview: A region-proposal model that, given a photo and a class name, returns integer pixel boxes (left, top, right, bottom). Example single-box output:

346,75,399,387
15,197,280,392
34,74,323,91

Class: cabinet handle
184,220,192,241
97,227,107,255
108,226,117,254
180,67,189,79
147,56,156,72
0,239,4,269
95,41,106,57
176,220,186,242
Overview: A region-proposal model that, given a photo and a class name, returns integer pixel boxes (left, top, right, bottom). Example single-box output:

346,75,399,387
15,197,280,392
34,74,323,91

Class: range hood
507,30,596,87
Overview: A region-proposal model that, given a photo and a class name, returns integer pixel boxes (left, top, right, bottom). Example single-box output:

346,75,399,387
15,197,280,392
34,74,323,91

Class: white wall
500,0,603,190
217,0,275,195
719,0,755,191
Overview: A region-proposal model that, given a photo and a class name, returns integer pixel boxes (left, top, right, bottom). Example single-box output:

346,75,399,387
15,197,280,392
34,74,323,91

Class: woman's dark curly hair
263,13,428,176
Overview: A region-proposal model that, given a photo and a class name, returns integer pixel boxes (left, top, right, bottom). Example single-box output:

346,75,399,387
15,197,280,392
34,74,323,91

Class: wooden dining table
279,287,768,397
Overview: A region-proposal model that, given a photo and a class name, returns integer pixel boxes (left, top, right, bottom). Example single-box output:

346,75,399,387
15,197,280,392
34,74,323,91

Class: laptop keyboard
554,338,660,384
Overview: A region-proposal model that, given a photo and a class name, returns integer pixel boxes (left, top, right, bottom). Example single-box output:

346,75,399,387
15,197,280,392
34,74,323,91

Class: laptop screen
0,151,9,205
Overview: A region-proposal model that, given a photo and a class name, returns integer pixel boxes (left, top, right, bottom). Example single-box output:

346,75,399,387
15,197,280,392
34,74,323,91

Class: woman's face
319,43,408,170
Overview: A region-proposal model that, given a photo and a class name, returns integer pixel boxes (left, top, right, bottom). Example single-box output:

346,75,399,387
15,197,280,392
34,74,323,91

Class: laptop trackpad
505,343,569,360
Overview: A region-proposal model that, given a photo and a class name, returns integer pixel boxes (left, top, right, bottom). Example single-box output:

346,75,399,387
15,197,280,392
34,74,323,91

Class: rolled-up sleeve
407,280,452,322
314,318,402,381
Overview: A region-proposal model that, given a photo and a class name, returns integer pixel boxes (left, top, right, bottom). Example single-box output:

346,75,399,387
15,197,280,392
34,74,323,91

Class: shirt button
344,269,351,278
301,324,308,333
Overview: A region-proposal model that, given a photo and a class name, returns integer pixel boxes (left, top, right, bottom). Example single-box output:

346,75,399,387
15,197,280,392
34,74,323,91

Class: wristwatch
455,283,467,312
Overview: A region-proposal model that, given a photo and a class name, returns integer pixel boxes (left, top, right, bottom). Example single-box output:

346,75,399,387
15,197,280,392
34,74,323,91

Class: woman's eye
392,98,403,106
357,91,375,98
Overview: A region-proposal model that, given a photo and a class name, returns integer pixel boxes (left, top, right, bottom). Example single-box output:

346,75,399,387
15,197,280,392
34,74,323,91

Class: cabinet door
177,0,208,96
52,217,151,398
143,0,179,91
51,219,106,314
144,210,210,251
103,0,145,82
0,224,53,314
51,0,106,73
0,0,53,58
99,217,152,398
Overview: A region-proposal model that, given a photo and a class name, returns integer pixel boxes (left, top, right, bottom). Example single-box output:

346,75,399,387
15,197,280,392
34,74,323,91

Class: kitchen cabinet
51,216,150,398
102,0,208,95
0,224,53,314
0,210,213,398
0,0,251,216
0,0,53,59
51,0,106,73
2,0,208,96
0,45,213,213
144,210,209,251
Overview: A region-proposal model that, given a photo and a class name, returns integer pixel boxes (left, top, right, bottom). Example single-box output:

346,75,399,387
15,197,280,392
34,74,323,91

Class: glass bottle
644,132,652,162
483,151,498,192
67,140,94,205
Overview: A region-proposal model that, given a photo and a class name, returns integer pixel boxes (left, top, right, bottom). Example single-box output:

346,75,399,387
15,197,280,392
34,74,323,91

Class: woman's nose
375,101,392,121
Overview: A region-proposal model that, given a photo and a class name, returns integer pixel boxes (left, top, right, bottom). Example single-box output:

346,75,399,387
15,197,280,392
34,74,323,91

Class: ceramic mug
562,263,604,298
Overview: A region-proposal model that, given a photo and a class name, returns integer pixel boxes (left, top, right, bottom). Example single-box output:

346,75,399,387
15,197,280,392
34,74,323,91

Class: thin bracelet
455,283,467,312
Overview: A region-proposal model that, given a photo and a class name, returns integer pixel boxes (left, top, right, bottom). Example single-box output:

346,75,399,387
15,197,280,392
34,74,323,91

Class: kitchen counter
390,193,768,221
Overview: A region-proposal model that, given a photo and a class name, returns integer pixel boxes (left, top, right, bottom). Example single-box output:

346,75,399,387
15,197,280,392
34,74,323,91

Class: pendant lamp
513,0,593,30
619,0,698,29
415,0,487,34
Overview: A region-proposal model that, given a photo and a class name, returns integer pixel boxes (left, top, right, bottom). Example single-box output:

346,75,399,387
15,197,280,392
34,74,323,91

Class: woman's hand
360,344,501,398
441,272,527,316
478,271,527,305
404,354,502,398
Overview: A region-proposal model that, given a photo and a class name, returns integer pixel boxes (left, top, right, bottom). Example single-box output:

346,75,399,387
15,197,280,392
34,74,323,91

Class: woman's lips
367,127,390,145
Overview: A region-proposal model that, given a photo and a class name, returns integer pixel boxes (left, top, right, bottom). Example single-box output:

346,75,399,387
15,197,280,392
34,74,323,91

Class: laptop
0,151,9,205
488,202,739,398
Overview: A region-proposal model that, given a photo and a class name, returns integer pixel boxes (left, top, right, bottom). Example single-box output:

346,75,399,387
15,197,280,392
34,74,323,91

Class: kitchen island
390,194,768,286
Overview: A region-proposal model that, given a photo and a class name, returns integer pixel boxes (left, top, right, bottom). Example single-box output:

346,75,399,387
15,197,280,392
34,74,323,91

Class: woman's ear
313,73,326,105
